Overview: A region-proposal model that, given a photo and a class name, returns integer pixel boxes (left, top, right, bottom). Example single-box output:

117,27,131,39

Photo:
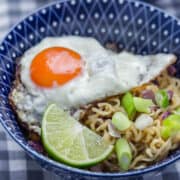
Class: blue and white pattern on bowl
0,0,180,179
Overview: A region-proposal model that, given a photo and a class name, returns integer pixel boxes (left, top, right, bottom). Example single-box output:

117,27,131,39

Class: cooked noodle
79,70,180,172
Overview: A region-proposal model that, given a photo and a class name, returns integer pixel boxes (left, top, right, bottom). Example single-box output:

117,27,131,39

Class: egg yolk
30,47,83,87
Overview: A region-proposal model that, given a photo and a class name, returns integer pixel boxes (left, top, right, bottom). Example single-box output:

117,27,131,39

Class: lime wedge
41,104,113,167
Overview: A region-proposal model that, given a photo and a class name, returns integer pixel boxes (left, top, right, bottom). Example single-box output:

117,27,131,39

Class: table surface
0,0,180,179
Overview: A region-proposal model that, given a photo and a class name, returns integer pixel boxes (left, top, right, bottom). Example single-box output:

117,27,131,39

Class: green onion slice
133,97,154,113
161,126,171,139
115,138,132,171
161,114,180,139
155,90,169,108
163,114,180,126
122,92,136,120
112,112,131,131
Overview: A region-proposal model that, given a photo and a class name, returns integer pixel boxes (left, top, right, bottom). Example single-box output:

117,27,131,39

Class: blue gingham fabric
0,0,180,180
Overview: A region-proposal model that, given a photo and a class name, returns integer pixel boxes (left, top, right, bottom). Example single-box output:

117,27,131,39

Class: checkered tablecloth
0,0,180,180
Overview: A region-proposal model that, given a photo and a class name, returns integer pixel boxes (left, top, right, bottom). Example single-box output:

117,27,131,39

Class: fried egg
10,36,176,134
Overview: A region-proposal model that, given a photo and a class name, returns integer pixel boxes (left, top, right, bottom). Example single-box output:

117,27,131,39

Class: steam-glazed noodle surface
79,70,180,172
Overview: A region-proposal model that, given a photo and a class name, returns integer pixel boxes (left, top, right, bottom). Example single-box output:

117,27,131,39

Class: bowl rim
0,0,180,177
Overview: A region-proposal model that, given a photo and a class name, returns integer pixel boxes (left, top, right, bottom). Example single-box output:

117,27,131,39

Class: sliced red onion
141,90,155,103
28,141,44,153
167,90,173,101
150,105,159,112
108,121,121,138
167,65,176,76
152,79,159,85
161,111,171,120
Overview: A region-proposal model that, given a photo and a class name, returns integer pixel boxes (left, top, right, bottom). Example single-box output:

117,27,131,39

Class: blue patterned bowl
0,0,180,179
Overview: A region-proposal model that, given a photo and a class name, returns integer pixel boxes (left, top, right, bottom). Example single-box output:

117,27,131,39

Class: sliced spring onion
161,126,171,139
163,114,180,126
115,138,132,171
134,114,153,130
112,112,131,131
155,90,169,108
133,97,154,113
161,114,180,139
122,92,136,120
